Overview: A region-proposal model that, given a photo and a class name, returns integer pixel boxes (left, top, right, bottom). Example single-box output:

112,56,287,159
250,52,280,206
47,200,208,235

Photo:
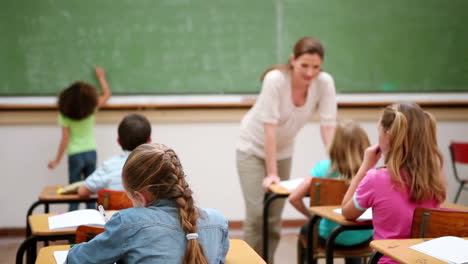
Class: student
236,36,337,260
341,102,446,264
48,67,111,210
77,113,152,197
67,143,229,264
289,120,373,264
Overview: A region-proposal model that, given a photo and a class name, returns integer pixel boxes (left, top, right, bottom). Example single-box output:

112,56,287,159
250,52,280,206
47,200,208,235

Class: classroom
1,0,468,263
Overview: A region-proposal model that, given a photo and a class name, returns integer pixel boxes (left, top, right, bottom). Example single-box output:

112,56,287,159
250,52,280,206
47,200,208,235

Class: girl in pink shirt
341,102,446,264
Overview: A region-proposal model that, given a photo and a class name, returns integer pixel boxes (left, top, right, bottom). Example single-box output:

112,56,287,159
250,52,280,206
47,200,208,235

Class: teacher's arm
318,73,337,147
320,125,335,147
262,123,280,189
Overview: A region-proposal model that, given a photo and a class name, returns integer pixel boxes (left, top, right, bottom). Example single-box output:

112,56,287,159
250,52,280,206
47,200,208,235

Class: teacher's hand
262,174,280,190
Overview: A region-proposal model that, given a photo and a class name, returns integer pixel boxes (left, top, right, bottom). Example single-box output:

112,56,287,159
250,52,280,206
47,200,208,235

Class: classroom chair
299,178,373,264
97,189,133,210
368,207,468,263
75,225,105,243
74,225,125,264
449,141,468,203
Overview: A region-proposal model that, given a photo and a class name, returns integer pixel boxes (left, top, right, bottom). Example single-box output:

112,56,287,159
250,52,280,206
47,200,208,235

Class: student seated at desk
67,143,229,264
77,113,151,197
289,120,373,264
341,102,446,264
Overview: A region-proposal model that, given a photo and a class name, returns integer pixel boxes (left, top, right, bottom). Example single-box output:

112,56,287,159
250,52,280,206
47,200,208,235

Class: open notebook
48,209,106,230
410,236,468,264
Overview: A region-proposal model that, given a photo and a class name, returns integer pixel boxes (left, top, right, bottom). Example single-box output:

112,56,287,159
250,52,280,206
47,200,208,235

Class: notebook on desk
410,236,468,264
48,209,106,230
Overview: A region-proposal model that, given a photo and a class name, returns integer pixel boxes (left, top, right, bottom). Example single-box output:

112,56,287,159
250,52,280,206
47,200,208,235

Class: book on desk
48,209,106,230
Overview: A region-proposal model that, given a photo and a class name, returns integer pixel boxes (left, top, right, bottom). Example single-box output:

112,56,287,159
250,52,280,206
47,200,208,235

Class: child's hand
95,66,105,79
48,160,59,169
361,144,382,171
262,174,280,190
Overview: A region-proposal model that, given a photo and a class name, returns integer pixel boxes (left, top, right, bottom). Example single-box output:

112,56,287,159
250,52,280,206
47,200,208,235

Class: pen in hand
98,205,107,223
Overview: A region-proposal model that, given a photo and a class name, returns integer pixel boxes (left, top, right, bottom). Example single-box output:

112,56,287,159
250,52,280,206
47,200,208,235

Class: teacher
236,36,337,262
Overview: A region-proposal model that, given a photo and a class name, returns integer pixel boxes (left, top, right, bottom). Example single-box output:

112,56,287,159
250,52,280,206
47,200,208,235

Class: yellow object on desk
56,181,84,195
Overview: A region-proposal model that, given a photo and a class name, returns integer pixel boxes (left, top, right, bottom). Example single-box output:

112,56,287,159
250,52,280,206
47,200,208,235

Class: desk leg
16,236,37,264
305,215,321,264
367,251,383,264
262,193,287,263
17,234,76,264
25,201,45,238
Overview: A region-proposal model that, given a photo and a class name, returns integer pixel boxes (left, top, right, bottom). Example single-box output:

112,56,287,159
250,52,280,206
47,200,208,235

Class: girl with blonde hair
289,120,373,264
342,102,446,264
67,143,229,264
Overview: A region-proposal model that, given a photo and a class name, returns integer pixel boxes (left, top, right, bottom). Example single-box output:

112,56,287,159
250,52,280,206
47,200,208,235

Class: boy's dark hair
58,81,99,120
118,114,151,151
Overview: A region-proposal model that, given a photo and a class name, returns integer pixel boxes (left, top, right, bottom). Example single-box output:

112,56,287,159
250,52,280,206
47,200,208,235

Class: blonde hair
380,102,446,203
260,36,324,81
122,143,208,264
328,120,370,182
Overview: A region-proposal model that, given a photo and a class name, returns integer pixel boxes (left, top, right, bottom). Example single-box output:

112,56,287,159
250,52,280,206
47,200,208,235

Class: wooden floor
2,228,344,264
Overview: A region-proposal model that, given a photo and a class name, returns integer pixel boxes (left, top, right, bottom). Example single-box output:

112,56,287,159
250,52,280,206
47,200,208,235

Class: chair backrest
309,177,348,206
411,207,468,238
75,225,105,243
97,189,133,210
449,142,468,182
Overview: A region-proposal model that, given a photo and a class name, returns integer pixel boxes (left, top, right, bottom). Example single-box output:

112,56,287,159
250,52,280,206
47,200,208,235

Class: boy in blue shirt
77,113,151,197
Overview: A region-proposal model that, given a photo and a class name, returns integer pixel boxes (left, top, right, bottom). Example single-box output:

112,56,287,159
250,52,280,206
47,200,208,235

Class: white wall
1,112,468,228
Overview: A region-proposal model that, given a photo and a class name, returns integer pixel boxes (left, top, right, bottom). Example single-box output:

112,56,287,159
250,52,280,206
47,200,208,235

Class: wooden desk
307,205,373,264
36,239,266,264
17,211,115,264
26,185,97,237
370,238,468,264
262,183,291,262
441,202,468,211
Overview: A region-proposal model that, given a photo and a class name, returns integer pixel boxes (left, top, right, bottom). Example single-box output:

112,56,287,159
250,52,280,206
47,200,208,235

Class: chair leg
454,183,464,203
297,239,304,264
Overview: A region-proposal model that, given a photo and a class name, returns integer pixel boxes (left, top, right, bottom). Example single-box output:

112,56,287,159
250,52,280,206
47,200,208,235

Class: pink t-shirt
354,168,440,264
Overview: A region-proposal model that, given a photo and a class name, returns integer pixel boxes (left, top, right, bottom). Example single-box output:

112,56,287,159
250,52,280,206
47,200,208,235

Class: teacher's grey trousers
236,150,291,264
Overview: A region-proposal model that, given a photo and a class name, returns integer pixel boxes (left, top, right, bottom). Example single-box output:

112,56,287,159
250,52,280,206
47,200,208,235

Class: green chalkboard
1,0,467,96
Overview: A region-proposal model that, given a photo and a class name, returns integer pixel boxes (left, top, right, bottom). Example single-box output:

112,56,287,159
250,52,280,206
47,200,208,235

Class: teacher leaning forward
236,36,337,262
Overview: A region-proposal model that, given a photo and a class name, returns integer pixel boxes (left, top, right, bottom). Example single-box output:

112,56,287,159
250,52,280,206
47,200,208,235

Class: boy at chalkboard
47,67,111,211
76,114,152,197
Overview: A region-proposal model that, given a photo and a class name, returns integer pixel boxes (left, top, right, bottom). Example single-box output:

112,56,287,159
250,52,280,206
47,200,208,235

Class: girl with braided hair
67,143,229,264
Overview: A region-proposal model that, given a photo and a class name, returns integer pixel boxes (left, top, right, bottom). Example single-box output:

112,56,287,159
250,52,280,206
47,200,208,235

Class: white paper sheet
333,208,373,221
278,177,305,191
410,236,468,264
53,250,68,264
48,209,105,230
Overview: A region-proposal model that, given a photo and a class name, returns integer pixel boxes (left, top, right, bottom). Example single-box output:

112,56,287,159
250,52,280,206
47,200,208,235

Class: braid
169,154,208,264
123,143,209,264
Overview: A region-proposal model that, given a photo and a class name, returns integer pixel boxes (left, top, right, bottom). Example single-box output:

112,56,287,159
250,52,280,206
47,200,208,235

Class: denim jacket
67,199,229,264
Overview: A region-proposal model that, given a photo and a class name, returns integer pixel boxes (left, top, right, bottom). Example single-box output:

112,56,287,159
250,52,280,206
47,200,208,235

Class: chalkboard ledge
0,93,467,110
